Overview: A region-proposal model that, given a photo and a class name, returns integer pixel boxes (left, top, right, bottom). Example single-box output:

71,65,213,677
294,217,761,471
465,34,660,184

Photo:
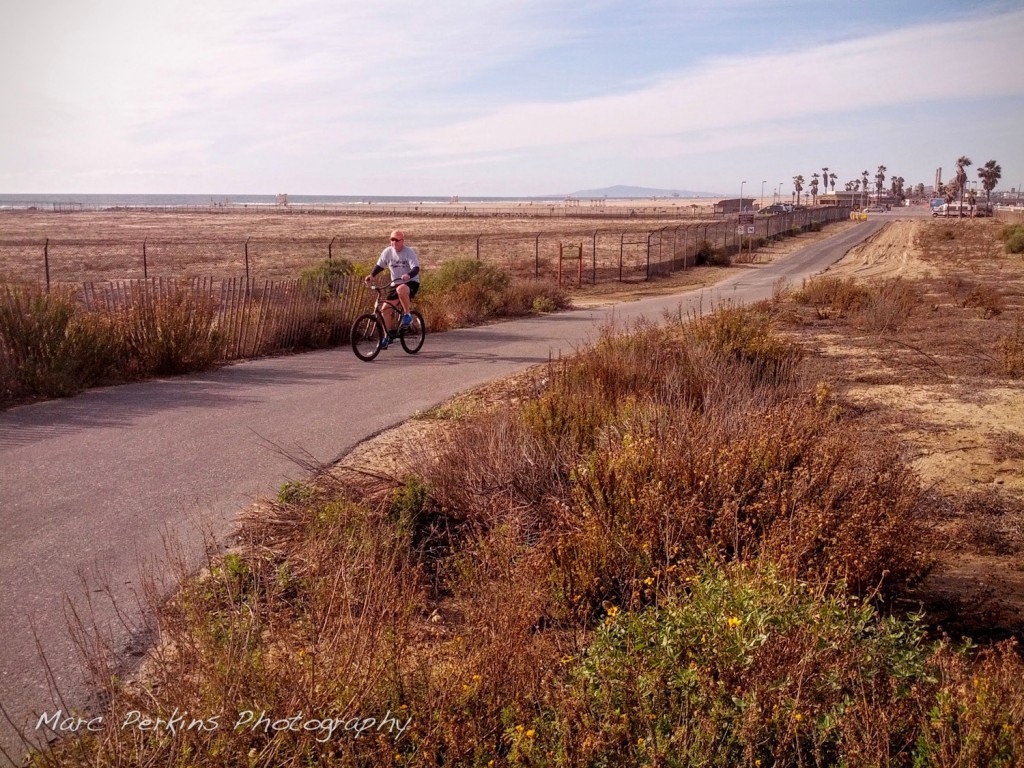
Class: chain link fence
0,207,852,290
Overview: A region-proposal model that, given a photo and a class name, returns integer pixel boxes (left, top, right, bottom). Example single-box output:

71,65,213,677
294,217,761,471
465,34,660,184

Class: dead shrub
997,318,1024,377
118,288,221,375
795,276,921,332
0,283,123,399
851,277,923,333
795,275,871,319
953,487,1024,555
947,276,1006,317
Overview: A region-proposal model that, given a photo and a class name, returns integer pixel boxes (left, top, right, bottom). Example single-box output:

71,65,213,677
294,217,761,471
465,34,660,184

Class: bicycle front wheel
351,313,384,361
399,311,426,354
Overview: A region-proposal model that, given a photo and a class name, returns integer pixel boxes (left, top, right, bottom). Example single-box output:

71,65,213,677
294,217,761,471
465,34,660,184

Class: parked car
863,206,885,213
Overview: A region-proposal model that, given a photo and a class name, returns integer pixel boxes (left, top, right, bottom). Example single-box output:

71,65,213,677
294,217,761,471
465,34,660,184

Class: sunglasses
390,237,403,242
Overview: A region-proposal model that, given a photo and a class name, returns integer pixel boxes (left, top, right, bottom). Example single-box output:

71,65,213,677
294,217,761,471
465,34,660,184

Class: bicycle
350,280,426,362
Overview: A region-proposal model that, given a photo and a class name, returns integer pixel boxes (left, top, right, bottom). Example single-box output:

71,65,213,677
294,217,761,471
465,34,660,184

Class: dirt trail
821,218,1024,638
825,219,932,280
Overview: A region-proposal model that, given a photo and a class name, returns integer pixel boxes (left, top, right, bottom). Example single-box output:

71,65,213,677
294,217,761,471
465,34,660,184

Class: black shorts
387,281,420,301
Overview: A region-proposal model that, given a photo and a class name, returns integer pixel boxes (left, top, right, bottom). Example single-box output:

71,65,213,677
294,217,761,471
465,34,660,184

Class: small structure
714,197,756,215
275,193,289,206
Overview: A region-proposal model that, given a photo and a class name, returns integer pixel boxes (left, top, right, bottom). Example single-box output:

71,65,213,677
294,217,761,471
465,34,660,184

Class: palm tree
810,173,820,204
978,160,1002,207
861,170,870,208
943,182,957,206
955,156,972,217
890,176,905,204
828,172,837,193
792,175,805,205
875,165,887,204
822,167,829,198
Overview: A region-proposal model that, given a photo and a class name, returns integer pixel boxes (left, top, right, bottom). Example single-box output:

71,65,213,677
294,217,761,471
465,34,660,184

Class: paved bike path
0,219,882,764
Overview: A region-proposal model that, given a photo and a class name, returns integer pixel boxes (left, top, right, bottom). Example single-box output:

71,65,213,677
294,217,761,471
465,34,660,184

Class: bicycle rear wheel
351,313,384,361
399,311,426,354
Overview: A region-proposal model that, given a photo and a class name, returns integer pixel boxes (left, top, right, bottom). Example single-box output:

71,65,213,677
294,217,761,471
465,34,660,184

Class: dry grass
0,208,712,286
31,293,1024,766
25,216,1024,767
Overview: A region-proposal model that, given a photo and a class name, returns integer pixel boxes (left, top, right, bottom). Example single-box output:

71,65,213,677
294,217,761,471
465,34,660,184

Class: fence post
535,234,540,279
143,238,148,279
646,232,653,280
619,234,624,282
476,236,480,260
328,236,335,265
245,237,251,282
592,231,597,284
44,238,50,292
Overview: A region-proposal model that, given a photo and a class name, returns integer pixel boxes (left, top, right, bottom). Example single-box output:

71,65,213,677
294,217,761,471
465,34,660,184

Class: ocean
0,193,555,210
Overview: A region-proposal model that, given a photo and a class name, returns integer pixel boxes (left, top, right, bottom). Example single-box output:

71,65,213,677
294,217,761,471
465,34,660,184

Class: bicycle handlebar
366,278,412,291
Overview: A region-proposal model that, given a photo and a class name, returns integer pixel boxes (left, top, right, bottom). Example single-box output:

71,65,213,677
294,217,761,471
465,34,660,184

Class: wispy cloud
1,1,1021,193
406,9,1024,158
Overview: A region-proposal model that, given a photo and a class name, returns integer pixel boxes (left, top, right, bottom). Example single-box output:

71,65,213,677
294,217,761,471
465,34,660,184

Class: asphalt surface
0,218,884,765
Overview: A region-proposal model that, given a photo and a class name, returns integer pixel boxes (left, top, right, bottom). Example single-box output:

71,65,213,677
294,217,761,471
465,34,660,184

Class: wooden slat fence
79,275,365,362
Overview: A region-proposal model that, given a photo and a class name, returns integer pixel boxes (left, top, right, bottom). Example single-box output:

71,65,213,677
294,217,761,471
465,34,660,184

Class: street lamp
760,181,766,210
740,181,746,213
778,182,784,205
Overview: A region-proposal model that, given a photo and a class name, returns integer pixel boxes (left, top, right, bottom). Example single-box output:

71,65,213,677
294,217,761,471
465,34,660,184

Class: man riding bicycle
364,229,421,346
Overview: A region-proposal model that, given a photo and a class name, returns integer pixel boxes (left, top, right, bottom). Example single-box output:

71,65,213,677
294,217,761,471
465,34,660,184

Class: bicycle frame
350,280,426,362
370,285,406,328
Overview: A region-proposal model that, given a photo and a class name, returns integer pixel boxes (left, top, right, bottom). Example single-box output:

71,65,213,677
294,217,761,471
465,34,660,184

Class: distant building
275,193,289,206
817,191,862,207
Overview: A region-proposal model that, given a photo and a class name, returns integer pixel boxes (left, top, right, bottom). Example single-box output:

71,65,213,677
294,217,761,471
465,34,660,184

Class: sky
2,0,1023,198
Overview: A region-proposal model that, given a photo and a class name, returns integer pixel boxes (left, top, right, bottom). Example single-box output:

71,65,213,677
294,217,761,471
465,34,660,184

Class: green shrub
497,279,569,315
418,260,568,326
690,303,804,384
531,295,557,313
1004,227,1024,254
420,257,510,325
297,257,355,293
694,240,719,265
277,479,313,504
422,257,509,297
530,562,1024,767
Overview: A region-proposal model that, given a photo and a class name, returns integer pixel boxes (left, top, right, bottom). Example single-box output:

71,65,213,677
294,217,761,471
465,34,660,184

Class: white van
932,203,988,217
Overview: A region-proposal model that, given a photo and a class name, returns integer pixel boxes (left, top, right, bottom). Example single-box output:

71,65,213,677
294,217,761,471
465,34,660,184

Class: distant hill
564,184,719,199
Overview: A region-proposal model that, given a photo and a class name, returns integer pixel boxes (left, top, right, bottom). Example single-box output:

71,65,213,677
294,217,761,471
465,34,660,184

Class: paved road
0,218,884,765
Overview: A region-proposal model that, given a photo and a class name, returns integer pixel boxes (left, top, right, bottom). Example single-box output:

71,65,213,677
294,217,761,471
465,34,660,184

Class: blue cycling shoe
401,313,413,327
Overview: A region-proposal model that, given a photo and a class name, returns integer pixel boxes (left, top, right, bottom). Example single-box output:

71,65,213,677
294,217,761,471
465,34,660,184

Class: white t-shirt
375,245,420,284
